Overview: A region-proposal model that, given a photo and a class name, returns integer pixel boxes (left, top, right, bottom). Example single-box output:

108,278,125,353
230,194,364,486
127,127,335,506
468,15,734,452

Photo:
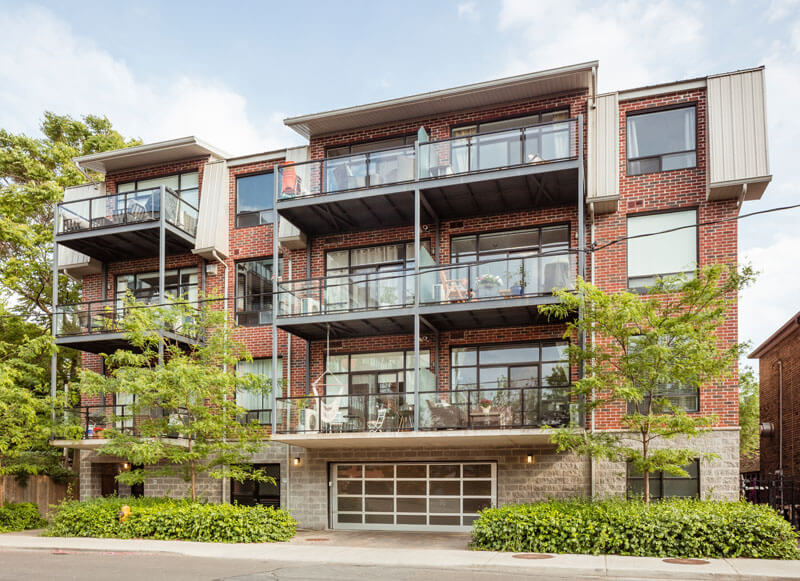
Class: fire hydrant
117,505,131,522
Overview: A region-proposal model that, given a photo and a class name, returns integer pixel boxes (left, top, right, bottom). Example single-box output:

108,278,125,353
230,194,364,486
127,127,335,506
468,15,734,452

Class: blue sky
1,0,798,363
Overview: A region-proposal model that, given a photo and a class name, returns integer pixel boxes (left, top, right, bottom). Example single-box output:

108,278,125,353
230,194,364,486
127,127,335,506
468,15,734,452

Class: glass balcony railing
66,404,190,439
274,385,571,434
277,118,580,199
419,118,579,179
57,187,198,237
54,299,200,338
275,251,576,318
278,145,415,199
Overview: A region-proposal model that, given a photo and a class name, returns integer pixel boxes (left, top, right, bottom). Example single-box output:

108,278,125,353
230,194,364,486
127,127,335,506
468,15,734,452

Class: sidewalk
1,532,799,580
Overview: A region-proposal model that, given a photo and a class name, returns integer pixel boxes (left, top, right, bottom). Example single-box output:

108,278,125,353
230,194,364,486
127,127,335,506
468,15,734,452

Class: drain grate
663,558,710,565
512,553,554,560
305,537,330,542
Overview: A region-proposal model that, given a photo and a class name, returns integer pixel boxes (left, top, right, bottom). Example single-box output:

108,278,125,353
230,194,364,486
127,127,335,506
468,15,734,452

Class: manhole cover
663,558,709,565
305,538,329,542
512,553,554,560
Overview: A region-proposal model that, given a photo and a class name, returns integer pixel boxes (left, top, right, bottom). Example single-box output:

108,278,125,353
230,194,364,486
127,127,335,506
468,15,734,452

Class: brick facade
68,75,744,527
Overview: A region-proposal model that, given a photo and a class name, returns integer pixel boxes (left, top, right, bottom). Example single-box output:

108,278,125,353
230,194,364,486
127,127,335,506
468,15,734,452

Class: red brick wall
757,322,800,477
591,88,739,430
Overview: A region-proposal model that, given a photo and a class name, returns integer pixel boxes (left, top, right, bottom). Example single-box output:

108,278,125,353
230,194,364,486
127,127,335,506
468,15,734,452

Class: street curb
1,535,799,580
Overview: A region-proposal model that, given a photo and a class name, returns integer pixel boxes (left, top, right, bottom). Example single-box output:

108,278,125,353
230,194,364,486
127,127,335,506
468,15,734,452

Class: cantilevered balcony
56,187,198,262
271,384,571,448
54,299,200,353
276,118,582,235
274,251,576,340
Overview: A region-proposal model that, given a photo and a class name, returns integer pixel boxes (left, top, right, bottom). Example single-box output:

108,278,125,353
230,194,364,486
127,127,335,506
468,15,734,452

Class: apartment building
51,62,771,531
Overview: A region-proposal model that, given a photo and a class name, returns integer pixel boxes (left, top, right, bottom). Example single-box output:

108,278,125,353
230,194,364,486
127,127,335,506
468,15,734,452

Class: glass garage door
332,462,496,531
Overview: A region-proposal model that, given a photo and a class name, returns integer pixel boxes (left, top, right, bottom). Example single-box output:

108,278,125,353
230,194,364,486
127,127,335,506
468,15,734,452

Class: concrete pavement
1,531,799,580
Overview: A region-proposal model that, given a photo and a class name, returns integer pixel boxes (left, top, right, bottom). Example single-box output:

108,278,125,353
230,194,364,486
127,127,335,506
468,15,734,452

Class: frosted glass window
627,210,697,289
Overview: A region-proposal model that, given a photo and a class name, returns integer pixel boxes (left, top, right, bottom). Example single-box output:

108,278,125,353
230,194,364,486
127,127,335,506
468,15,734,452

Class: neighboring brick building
750,311,800,478
51,62,771,531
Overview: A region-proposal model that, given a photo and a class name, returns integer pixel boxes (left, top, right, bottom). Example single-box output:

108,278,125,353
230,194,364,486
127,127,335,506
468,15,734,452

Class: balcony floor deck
56,221,195,263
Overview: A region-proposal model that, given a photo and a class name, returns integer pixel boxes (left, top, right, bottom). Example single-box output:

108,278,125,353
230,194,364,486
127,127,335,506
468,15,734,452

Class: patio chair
367,407,388,432
439,270,470,302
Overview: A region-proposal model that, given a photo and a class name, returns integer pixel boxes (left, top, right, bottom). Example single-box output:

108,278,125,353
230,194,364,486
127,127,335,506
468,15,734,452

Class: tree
539,264,754,502
0,113,140,326
76,298,274,501
739,366,759,458
0,333,54,507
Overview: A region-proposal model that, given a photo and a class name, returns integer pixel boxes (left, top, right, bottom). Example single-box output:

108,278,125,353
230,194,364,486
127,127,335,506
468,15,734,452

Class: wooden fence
1,475,76,517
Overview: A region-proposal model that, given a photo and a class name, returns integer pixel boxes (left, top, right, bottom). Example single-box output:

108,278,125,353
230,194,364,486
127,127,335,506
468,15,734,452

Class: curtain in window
237,358,282,410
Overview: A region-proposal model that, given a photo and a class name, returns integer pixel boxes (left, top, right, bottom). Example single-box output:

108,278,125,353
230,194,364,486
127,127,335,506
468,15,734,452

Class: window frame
626,208,699,291
115,169,200,209
235,356,281,425
114,266,199,307
235,170,275,228
626,103,698,177
450,341,571,392
230,463,281,507
323,349,433,397
626,459,701,500
325,134,417,159
449,108,571,136
234,257,275,326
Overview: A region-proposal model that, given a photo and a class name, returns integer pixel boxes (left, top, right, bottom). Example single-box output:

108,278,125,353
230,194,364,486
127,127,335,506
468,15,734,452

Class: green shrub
471,498,800,560
45,496,296,543
0,502,47,532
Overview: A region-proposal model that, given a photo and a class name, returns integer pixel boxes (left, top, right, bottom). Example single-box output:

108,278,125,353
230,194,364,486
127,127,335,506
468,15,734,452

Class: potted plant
479,398,492,414
510,264,527,296
476,273,503,296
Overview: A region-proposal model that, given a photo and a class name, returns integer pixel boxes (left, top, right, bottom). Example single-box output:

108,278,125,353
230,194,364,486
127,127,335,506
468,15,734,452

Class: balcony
274,252,576,340
53,404,191,450
56,187,198,262
54,299,200,353
276,118,582,235
271,385,571,449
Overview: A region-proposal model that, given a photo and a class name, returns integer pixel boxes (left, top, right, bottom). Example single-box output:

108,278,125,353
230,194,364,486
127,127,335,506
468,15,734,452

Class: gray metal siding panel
194,159,229,257
588,93,619,199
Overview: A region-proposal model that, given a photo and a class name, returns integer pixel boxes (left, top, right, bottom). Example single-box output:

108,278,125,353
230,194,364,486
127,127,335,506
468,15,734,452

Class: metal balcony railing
277,118,580,199
275,251,576,318
274,384,571,434
53,299,201,338
57,187,198,237
67,404,190,439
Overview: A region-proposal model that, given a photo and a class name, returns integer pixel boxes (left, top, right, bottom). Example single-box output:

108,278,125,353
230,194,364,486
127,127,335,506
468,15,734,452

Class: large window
236,172,274,228
118,171,199,206
236,357,281,424
627,460,700,500
235,258,274,326
450,342,570,427
325,241,431,311
116,267,198,307
451,342,569,392
326,135,417,158
625,335,700,413
627,106,696,176
451,226,571,297
231,463,280,507
451,110,571,171
627,210,697,289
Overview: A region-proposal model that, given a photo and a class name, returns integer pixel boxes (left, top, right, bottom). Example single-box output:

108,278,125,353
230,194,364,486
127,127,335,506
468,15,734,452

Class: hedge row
471,498,800,560
0,502,47,532
45,497,296,543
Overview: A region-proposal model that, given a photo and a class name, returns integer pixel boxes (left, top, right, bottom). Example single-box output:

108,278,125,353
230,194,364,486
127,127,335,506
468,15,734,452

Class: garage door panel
332,461,496,532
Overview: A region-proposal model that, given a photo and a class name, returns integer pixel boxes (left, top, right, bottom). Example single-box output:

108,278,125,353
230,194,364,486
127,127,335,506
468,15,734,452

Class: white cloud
0,5,301,155
458,2,480,21
497,0,705,91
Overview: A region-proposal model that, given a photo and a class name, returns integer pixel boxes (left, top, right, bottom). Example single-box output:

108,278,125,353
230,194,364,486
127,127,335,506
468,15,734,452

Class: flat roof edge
749,311,800,358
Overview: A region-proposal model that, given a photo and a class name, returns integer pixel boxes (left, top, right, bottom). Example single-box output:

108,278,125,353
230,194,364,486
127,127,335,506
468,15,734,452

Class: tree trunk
0,461,4,508
643,470,650,504
188,439,196,502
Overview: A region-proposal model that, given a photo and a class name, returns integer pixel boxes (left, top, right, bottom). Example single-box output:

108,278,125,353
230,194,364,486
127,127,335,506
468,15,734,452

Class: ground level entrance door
332,462,496,531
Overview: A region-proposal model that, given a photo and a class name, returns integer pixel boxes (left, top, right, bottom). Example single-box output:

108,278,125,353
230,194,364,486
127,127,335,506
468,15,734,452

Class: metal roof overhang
276,295,571,341
276,160,579,236
270,429,555,449
74,136,228,175
284,62,597,139
56,330,199,354
56,222,195,263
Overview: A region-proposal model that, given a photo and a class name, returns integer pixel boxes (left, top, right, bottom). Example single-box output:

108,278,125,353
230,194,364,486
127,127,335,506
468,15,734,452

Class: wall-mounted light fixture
526,454,535,465
121,463,130,471
293,457,301,466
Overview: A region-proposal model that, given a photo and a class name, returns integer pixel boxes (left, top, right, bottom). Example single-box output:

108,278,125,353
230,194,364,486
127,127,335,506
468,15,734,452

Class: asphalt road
0,549,540,580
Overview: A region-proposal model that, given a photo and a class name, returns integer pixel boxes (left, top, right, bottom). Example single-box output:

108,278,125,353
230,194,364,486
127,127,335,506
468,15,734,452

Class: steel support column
413,186,421,431
158,186,166,365
576,114,586,429
50,216,59,418
271,171,280,432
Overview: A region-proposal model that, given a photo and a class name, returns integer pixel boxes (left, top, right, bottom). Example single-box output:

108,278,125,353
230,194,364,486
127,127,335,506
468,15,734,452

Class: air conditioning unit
259,311,271,325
